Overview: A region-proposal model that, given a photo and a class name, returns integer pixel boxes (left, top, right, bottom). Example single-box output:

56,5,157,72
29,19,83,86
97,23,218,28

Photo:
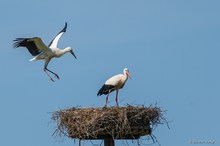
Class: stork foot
103,105,107,108
55,74,60,80
50,78,55,82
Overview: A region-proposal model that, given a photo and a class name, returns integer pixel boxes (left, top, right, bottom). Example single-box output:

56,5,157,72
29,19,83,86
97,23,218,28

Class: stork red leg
44,68,55,82
105,92,110,107
116,90,119,107
44,61,59,81
45,67,60,79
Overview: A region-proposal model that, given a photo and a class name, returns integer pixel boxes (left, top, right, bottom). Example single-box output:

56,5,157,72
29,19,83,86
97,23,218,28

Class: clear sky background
0,0,219,146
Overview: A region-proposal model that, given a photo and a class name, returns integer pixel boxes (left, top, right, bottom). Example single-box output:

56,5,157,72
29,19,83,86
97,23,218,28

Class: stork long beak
70,50,77,59
127,72,132,79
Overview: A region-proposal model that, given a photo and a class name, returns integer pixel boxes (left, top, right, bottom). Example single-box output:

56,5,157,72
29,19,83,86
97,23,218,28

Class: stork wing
13,37,50,56
48,22,67,48
105,74,123,86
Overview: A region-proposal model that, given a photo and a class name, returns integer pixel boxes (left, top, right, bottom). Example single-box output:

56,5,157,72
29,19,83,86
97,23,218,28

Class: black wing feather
97,85,115,96
48,22,67,47
13,38,41,56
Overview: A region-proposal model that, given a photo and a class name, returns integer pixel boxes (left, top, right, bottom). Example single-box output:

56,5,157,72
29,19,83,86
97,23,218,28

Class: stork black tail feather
97,85,115,96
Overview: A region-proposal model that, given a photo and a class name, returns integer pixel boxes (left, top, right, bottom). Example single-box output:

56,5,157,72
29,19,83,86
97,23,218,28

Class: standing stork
13,22,77,82
97,68,131,107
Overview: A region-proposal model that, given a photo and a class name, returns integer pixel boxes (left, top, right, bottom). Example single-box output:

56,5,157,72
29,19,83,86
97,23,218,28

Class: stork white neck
63,47,72,54
55,47,72,57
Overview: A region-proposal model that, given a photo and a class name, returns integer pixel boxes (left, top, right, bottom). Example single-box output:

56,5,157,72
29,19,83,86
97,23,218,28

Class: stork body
13,22,77,82
97,68,131,107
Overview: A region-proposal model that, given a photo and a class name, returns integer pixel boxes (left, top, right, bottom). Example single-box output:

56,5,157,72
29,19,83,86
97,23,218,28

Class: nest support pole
104,138,115,146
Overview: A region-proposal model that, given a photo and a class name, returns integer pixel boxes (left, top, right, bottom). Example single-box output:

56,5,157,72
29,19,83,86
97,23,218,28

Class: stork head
124,68,132,79
65,47,77,59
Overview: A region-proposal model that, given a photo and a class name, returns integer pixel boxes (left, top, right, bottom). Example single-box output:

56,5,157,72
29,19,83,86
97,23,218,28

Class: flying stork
97,68,131,107
13,22,77,82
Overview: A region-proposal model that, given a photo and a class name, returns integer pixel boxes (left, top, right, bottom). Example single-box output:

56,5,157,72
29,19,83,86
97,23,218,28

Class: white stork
97,68,131,107
13,22,77,82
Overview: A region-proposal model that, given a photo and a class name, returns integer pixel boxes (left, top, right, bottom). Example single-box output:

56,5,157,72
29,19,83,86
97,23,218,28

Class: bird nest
52,105,165,140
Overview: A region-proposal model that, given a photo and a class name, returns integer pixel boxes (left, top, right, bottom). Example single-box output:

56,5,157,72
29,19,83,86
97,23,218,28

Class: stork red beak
127,72,132,79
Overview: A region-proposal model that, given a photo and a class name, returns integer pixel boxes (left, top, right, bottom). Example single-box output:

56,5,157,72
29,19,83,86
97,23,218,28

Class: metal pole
104,138,115,146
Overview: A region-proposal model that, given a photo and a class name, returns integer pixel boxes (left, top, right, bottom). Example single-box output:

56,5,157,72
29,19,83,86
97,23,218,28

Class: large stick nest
52,105,165,140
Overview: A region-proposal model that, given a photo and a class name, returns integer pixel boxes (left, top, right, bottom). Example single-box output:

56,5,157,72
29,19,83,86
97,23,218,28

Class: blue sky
0,0,220,146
